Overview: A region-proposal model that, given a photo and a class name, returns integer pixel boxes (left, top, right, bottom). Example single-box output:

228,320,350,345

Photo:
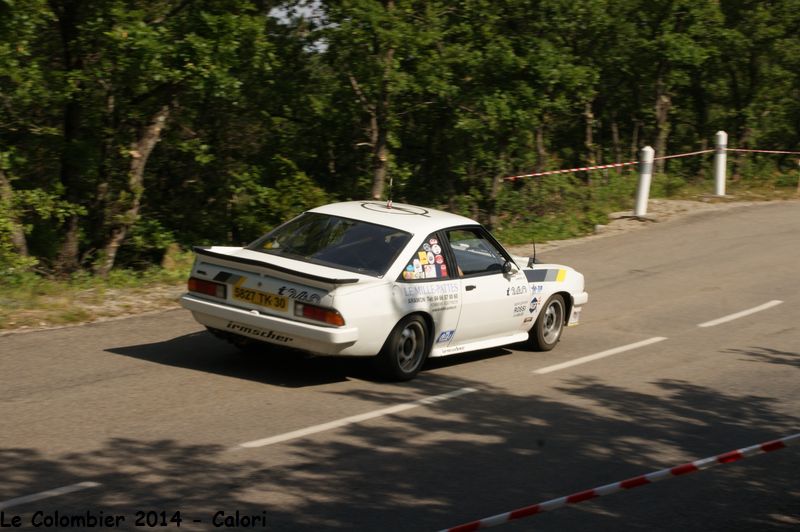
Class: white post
714,131,727,196
634,146,654,217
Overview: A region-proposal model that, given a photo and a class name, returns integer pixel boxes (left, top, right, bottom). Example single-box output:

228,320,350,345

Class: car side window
446,228,506,277
400,233,450,281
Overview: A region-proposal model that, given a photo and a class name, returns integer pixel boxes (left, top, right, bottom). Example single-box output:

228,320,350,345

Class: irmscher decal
441,345,465,355
226,322,293,343
437,330,456,343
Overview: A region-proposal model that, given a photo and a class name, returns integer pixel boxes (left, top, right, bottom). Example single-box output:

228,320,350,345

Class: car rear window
248,212,412,277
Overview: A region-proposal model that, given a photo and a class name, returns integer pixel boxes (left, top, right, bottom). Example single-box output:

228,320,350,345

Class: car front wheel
377,315,429,381
529,294,565,351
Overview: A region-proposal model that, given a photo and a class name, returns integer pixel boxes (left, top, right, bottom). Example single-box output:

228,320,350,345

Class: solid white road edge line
0,482,101,510
697,300,784,328
533,337,669,375
239,387,478,448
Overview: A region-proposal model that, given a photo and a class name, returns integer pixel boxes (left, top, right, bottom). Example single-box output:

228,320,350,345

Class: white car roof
309,201,480,235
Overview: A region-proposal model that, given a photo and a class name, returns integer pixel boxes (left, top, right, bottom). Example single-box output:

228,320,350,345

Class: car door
395,232,462,346
443,227,529,345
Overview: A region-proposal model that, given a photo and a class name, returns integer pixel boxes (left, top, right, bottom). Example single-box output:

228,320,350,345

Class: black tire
377,315,430,381
529,294,565,351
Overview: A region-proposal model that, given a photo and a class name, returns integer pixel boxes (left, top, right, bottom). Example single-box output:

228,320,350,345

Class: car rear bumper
180,294,359,355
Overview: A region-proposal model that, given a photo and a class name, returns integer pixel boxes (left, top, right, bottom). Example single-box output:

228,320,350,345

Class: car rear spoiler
193,246,360,285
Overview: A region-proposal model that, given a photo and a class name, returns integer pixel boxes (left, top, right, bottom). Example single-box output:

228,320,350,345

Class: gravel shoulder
506,198,798,256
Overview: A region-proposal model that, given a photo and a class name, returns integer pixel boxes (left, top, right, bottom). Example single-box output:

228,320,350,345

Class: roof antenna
386,176,393,209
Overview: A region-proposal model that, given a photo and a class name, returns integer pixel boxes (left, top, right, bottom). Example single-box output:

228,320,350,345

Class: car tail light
294,302,345,326
188,277,227,299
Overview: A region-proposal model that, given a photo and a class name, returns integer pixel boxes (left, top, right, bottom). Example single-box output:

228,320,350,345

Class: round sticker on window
435,254,444,264
431,244,441,254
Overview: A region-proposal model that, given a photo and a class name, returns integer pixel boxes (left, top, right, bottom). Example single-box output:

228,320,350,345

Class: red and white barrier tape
502,146,799,182
440,432,800,532
726,148,800,155
653,148,714,160
504,161,637,181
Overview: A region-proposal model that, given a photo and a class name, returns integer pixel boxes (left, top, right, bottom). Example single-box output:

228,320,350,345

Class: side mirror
502,260,518,276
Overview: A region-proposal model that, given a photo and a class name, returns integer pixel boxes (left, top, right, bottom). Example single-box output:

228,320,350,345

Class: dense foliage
1,0,799,277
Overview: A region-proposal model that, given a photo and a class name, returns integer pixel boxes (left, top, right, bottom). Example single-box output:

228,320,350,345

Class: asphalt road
2,200,799,531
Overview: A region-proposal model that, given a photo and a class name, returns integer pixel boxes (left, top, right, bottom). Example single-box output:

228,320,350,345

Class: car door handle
465,285,476,291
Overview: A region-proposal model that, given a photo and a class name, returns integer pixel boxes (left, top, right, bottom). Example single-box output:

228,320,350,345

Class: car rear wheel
529,294,565,351
377,315,429,381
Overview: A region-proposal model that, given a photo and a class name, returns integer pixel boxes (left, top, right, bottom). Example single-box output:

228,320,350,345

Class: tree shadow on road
725,347,800,370
2,371,798,531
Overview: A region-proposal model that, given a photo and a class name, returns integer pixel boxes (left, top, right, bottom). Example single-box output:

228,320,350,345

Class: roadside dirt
4,198,795,335
506,198,797,256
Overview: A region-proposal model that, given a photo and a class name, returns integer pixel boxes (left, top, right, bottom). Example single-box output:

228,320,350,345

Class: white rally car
180,201,588,380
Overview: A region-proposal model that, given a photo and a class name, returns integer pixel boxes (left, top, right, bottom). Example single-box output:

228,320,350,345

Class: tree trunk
611,119,622,172
52,0,85,274
583,101,596,186
733,126,752,180
487,173,504,230
95,105,170,276
630,119,640,162
0,168,29,256
371,103,390,200
370,36,395,201
535,125,548,173
584,101,596,166
654,78,672,174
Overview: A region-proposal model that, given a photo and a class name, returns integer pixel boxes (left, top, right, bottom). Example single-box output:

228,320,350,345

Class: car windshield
248,212,412,277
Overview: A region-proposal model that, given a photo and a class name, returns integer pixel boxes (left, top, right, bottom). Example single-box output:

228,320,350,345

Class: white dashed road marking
238,387,477,448
697,300,783,328
533,337,669,375
0,482,101,510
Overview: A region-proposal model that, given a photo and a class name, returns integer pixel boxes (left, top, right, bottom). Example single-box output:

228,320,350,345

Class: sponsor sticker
424,264,437,278
529,296,539,313
437,330,456,343
418,251,429,265
431,244,442,254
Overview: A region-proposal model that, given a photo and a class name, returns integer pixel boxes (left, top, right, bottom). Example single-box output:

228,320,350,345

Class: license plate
233,286,288,312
